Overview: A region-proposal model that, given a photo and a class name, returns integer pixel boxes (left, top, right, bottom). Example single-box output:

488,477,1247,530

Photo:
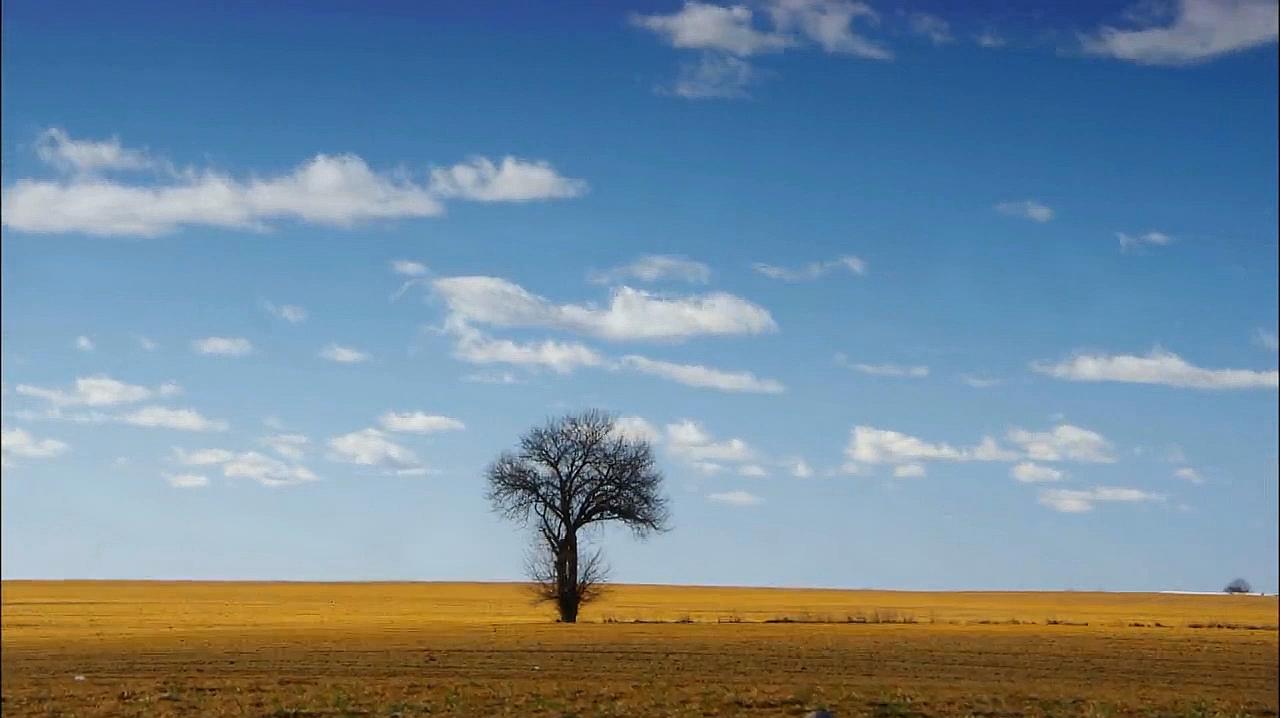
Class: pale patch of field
3,581,1276,716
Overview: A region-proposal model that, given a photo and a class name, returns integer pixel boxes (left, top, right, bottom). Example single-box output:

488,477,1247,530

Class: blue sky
2,0,1277,591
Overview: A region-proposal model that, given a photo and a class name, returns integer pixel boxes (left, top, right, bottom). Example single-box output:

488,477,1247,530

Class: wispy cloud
708,490,764,506
1081,0,1278,65
318,344,371,364
908,12,953,45
753,255,866,281
378,411,465,434
264,302,307,323
1117,231,1173,252
120,406,228,432
1033,349,1278,390
2,426,69,467
621,355,785,394
1010,461,1065,483
1254,328,1279,352
589,255,711,285
1038,486,1163,513
835,353,928,378
995,199,1054,223
428,156,587,202
74,335,95,352
327,428,423,473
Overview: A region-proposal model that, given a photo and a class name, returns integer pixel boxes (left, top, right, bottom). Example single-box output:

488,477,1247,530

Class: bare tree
487,410,669,622
1224,578,1252,594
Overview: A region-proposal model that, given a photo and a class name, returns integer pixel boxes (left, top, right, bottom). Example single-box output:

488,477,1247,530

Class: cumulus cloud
260,433,309,461
318,344,371,364
1117,230,1173,252
613,416,663,444
590,255,711,285
1038,486,1163,513
753,255,866,281
1032,349,1278,390
995,200,1054,222
35,127,152,174
789,458,814,478
120,406,228,432
708,490,764,506
835,354,928,378
621,355,785,394
327,428,422,472
378,411,465,434
444,319,605,374
2,426,69,467
192,337,253,357
15,375,160,407
223,451,318,487
766,0,890,58
1008,424,1114,463
165,473,209,489
1010,461,1065,483
1081,0,1278,65
845,426,1018,466
632,2,793,55
666,419,756,463
433,275,776,342
75,335,95,352
2,130,584,237
427,157,586,202
264,302,307,323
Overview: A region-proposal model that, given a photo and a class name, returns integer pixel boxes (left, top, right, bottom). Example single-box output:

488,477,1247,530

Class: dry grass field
2,581,1276,717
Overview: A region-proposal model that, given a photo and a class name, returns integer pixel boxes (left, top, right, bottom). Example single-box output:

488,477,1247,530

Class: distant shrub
1224,578,1252,594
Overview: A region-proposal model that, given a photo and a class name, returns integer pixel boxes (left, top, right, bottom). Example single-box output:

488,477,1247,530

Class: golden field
2,581,1276,717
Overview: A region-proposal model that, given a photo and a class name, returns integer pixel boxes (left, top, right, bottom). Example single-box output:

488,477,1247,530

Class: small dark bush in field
1224,578,1252,594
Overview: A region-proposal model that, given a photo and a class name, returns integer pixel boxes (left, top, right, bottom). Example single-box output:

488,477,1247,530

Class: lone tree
1224,578,1253,594
487,410,669,623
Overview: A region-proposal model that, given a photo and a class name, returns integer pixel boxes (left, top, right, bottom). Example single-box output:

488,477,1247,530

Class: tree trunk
556,533,579,623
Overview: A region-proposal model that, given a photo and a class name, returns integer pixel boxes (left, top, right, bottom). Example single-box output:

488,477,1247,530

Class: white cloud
192,337,253,357
222,451,318,487
428,157,587,202
961,374,1001,388
753,255,866,281
173,447,236,465
378,411,465,434
692,461,727,475
1118,230,1173,252
75,335,95,352
433,276,777,342
590,255,711,285
632,2,793,56
319,344,371,364
738,464,768,477
669,53,758,99
35,127,152,174
327,428,422,471
789,458,814,478
2,426,69,466
621,355,785,394
1174,467,1204,484
165,473,209,489
708,490,764,506
1032,349,1278,390
893,463,926,478
120,406,228,432
1038,486,1163,513
1081,0,1278,65
15,375,158,407
445,320,605,374
835,355,928,378
462,371,521,385
391,259,429,277
613,416,662,444
137,336,159,351
1254,328,1279,352
995,200,1054,223
666,419,756,463
1008,424,1115,464
1011,461,1065,483
260,433,309,461
845,426,1017,466
2,130,584,237
265,302,307,323
909,12,953,44
766,0,890,59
